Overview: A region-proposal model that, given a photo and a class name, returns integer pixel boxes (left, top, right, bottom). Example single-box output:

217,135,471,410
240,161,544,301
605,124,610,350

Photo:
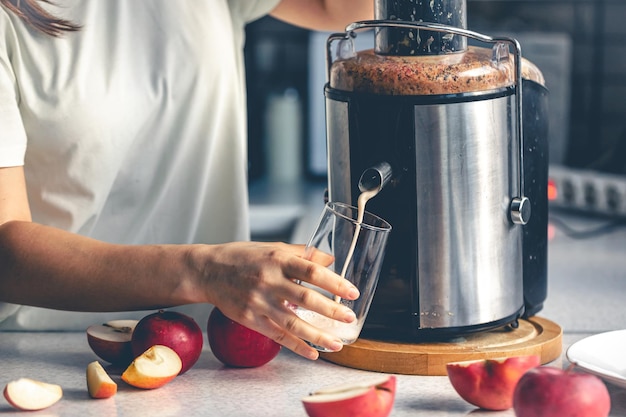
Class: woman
0,0,372,361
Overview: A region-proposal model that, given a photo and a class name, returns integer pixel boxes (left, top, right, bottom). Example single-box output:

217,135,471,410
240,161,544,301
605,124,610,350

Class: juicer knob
510,197,531,225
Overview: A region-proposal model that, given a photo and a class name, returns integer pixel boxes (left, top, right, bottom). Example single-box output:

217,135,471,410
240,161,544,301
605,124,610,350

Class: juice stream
334,188,379,302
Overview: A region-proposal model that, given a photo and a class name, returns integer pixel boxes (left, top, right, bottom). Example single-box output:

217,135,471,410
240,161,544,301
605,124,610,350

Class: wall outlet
549,165,626,218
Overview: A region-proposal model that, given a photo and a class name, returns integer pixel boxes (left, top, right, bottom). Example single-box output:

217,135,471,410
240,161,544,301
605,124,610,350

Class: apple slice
446,355,540,411
86,361,117,399
302,375,396,417
3,378,63,411
121,345,182,389
87,319,138,365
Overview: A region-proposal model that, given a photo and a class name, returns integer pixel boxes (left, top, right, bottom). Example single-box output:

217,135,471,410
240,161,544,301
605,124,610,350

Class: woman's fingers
254,305,345,360
279,243,335,267
304,247,335,267
284,254,360,303
289,281,357,323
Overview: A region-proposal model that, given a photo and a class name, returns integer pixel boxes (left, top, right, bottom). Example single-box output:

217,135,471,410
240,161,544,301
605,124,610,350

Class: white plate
566,330,626,389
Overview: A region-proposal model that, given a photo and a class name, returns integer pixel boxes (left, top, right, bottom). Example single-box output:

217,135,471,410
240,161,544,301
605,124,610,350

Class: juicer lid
327,21,546,96
329,46,514,96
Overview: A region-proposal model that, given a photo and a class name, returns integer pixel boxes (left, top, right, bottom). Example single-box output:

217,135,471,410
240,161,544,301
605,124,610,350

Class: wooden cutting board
319,316,562,376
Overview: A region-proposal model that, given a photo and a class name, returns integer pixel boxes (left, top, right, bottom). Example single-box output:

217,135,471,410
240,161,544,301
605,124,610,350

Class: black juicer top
374,0,467,55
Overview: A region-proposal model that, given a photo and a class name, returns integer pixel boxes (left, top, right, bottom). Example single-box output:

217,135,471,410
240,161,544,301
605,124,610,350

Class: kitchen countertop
3,332,625,417
2,185,626,416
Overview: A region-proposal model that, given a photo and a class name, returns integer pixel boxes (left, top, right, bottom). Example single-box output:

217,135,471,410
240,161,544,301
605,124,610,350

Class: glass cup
293,201,391,352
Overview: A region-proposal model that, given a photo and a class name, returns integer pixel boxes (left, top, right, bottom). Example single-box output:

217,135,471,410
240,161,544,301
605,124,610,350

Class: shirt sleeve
0,8,27,168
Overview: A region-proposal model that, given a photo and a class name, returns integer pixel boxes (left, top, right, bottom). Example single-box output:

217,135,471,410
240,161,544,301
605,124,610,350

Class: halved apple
3,378,63,411
302,375,396,417
86,360,117,399
121,345,182,389
86,319,138,365
131,310,203,374
446,355,540,411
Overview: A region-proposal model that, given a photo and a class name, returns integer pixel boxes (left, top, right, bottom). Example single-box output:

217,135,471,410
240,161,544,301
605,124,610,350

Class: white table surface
2,188,626,416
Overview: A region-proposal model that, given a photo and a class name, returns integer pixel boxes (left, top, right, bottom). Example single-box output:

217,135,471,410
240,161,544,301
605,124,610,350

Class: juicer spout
358,162,393,193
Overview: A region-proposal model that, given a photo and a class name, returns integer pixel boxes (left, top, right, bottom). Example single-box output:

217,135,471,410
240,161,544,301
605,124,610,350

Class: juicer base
319,316,562,376
363,306,526,342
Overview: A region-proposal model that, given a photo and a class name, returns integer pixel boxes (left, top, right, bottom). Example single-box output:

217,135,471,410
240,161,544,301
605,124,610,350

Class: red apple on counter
446,355,540,411
513,365,611,417
86,361,117,399
3,378,63,411
206,307,281,368
301,375,396,417
131,310,203,374
122,345,182,389
86,319,138,365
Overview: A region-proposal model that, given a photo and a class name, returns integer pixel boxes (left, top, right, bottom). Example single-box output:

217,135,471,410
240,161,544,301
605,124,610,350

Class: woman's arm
0,167,358,360
0,219,199,312
270,0,374,32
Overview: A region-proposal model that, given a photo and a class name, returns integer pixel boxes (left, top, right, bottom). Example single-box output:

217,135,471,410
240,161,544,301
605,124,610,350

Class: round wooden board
319,316,562,376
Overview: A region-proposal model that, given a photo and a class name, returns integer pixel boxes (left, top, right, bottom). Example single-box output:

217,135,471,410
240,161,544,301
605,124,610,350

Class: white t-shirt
0,0,281,329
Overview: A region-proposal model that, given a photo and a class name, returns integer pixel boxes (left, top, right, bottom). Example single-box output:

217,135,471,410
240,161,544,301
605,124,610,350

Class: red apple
122,345,182,389
206,307,281,368
3,378,63,411
86,319,138,365
446,355,540,411
513,366,611,417
86,361,117,399
131,310,203,374
302,375,396,417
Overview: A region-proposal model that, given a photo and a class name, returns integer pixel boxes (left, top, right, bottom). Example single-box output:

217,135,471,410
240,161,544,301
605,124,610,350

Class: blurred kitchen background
244,0,626,240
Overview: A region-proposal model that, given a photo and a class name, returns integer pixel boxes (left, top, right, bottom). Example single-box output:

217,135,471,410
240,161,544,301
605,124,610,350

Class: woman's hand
195,241,360,360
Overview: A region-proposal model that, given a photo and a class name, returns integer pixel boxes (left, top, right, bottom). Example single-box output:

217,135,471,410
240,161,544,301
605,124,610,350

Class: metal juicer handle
326,20,531,225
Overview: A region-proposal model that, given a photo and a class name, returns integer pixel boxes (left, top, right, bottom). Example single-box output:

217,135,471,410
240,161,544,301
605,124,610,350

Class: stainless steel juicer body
325,21,548,340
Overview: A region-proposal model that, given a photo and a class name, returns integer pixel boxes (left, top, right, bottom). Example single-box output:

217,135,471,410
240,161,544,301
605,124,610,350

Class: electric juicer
324,0,549,341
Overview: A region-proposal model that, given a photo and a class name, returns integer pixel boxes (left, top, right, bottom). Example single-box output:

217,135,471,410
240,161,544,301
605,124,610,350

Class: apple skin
86,361,117,399
131,310,203,374
207,307,281,368
302,375,396,417
86,319,138,365
446,355,541,411
122,345,182,389
513,366,611,417
3,378,63,411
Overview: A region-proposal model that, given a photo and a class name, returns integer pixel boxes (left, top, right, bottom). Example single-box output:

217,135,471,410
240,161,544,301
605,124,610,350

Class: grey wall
469,0,626,174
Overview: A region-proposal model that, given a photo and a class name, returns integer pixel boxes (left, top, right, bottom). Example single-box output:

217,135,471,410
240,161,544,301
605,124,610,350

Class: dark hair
1,0,80,36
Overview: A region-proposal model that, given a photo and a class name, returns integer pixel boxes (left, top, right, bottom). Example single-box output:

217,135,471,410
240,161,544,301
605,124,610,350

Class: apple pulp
122,345,182,389
3,378,63,411
86,361,117,399
302,375,396,417
446,355,541,411
513,366,611,417
131,310,203,374
207,307,281,368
